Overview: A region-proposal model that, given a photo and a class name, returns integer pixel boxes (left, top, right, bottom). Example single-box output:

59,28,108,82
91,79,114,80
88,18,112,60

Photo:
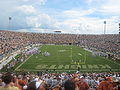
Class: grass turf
16,45,120,72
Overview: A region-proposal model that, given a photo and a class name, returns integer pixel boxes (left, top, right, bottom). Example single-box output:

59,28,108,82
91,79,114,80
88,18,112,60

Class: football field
15,45,120,72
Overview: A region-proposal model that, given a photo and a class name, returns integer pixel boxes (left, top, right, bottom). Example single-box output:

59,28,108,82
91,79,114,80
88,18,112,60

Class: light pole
118,23,120,43
8,17,12,30
104,21,106,35
119,23,120,35
103,21,107,53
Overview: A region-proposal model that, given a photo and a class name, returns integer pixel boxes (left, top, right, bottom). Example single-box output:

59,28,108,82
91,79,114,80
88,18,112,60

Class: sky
0,0,120,34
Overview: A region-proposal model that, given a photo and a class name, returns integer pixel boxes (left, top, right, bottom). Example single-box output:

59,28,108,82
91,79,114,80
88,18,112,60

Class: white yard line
105,58,120,66
15,55,33,71
78,53,82,56
15,45,43,71
39,45,43,49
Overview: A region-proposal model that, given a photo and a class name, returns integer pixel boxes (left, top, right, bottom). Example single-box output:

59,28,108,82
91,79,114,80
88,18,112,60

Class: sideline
0,50,21,70
15,45,43,71
15,55,33,71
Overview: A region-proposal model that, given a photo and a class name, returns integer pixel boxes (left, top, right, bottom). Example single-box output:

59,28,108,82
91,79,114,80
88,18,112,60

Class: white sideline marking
58,50,66,52
15,55,33,71
78,53,82,56
15,45,43,71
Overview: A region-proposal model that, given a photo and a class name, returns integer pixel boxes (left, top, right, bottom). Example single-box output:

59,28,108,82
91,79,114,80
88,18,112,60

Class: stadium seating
0,30,120,90
0,72,120,90
0,30,119,61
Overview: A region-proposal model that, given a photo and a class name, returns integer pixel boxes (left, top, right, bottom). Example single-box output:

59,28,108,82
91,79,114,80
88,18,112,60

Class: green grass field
15,45,120,72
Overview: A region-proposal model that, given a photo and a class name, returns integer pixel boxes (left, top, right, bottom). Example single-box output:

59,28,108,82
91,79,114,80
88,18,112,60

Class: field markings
78,53,82,56
100,56,120,67
106,58,120,66
14,45,120,72
15,55,33,71
58,50,66,52
39,45,43,49
17,69,119,72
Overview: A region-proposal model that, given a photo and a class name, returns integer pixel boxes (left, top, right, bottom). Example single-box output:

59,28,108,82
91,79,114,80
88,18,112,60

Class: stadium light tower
104,21,106,34
8,17,12,30
118,23,120,43
119,23,120,35
103,21,106,53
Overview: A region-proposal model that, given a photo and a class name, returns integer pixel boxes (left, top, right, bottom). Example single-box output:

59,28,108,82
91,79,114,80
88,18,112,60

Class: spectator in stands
64,80,75,90
0,30,119,62
108,77,120,90
0,72,120,90
13,75,23,90
75,76,90,90
97,77,110,90
0,78,5,86
26,81,36,90
0,73,20,90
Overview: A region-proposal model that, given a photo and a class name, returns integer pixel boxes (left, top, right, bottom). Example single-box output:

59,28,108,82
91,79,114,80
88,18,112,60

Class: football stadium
0,0,120,90
0,31,120,73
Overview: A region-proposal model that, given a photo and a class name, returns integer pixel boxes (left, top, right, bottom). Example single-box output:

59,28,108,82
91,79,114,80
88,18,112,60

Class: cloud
0,0,47,30
57,13,119,34
87,0,120,16
98,5,120,15
0,0,119,34
85,0,103,5
62,9,95,18
26,13,60,30
85,0,98,4
22,0,47,5
17,5,36,14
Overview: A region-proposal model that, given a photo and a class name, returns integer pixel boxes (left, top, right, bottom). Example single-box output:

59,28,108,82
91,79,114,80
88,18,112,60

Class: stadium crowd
0,72,120,90
0,30,119,61
0,30,120,90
